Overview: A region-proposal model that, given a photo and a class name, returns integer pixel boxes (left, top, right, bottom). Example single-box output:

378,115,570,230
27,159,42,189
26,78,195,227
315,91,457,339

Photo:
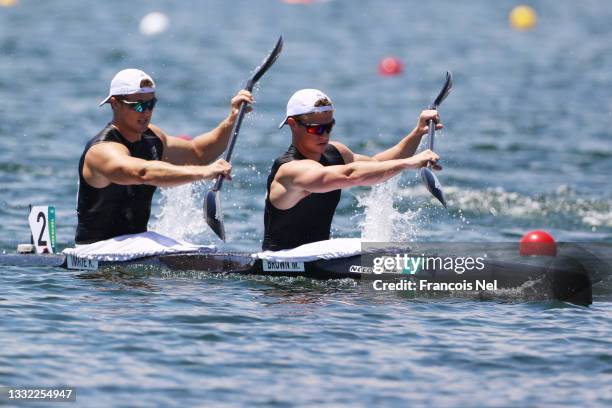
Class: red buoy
177,134,192,141
378,56,403,76
519,230,557,256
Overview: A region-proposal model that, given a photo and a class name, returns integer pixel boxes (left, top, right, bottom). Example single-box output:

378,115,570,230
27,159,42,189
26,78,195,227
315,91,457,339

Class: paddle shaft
212,79,254,191
426,103,437,165
425,70,452,156
427,120,435,151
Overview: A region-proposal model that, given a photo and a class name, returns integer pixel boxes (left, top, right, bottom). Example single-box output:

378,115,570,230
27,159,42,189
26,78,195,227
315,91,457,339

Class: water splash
356,178,421,242
151,184,206,241
394,184,612,229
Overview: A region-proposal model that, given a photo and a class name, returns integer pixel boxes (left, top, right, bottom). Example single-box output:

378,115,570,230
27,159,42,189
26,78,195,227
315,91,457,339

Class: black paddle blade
432,71,453,109
420,167,447,208
249,36,284,89
204,190,226,241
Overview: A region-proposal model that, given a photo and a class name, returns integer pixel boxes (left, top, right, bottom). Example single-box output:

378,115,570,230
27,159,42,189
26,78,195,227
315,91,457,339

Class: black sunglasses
294,117,335,135
118,97,158,113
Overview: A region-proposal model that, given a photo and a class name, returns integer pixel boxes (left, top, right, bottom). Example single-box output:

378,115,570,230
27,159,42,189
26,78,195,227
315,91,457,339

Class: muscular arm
332,110,443,164
374,109,443,161
372,131,424,161
289,158,426,193
156,90,254,166
82,142,230,189
154,121,233,166
269,150,438,209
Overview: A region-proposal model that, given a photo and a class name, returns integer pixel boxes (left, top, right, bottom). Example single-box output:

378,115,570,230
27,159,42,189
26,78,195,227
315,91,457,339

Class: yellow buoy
0,0,18,7
509,5,537,31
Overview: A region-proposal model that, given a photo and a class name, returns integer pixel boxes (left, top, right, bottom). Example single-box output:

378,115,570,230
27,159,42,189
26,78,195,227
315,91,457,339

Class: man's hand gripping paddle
420,71,453,208
205,36,284,241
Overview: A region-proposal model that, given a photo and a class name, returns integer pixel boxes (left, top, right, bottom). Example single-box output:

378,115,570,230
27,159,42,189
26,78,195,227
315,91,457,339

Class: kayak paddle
420,71,453,208
204,36,283,241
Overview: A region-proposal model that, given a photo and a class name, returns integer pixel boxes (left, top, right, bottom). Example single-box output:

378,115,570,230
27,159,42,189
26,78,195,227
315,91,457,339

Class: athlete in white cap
262,89,442,251
76,68,253,244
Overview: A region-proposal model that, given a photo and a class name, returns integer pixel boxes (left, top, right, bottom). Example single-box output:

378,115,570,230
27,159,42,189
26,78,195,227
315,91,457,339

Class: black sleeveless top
75,124,163,244
262,144,345,251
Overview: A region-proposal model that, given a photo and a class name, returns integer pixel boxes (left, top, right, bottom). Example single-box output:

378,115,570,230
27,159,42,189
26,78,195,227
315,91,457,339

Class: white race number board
28,206,57,254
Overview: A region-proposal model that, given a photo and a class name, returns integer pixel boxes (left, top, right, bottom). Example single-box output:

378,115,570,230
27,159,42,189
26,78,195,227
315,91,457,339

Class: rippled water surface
1,0,611,407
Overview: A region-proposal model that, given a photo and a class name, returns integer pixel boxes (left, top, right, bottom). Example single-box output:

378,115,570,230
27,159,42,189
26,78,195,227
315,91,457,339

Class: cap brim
278,116,289,129
98,95,112,107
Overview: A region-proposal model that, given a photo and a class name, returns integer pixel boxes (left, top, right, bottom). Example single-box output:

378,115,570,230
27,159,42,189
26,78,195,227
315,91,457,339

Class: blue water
1,0,611,406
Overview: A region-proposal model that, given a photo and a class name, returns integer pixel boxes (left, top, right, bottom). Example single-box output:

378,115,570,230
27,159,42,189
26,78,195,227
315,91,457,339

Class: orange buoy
519,230,557,256
378,56,403,76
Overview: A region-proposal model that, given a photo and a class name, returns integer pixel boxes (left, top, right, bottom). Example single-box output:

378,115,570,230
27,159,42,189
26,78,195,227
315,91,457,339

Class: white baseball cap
99,68,156,106
278,88,334,128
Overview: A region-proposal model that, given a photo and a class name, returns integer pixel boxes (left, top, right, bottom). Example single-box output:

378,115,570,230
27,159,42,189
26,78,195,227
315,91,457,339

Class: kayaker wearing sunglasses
262,88,442,251
76,68,253,244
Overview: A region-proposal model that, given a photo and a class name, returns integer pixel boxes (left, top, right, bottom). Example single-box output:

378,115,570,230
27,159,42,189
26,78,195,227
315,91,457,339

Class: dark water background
1,1,611,407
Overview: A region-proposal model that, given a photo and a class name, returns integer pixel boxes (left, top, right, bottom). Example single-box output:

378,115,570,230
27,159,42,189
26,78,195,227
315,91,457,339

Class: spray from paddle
153,185,206,241
357,178,421,242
